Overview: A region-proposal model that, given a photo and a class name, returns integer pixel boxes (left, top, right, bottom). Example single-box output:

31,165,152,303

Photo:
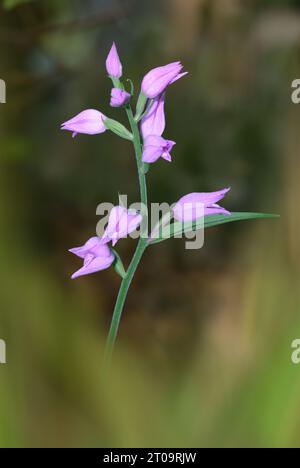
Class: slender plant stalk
125,105,148,207
104,104,148,363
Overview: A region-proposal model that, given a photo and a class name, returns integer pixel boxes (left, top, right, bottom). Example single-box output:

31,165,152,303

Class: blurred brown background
0,0,300,448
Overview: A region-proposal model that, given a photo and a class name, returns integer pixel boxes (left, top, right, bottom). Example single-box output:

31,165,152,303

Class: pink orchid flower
142,135,176,163
103,206,142,246
106,42,122,79
110,88,131,107
69,237,115,279
142,62,187,99
61,109,107,137
141,93,166,139
173,188,231,222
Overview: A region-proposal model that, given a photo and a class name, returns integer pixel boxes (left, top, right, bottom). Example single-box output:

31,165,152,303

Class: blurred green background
1,0,300,448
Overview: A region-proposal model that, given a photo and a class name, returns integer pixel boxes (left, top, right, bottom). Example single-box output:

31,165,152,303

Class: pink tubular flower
141,93,165,139
173,188,231,222
142,135,176,163
110,88,131,107
61,109,107,137
141,61,187,99
103,206,142,246
106,42,122,79
69,237,115,279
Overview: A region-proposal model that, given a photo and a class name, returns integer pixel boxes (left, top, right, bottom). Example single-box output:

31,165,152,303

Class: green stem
104,239,146,362
125,105,148,206
104,104,148,363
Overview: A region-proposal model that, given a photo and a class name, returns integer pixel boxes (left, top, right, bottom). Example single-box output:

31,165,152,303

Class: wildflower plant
62,43,278,362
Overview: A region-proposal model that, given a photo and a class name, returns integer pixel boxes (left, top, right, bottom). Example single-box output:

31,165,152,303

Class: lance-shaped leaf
112,249,126,279
134,92,148,122
104,118,133,141
148,212,279,245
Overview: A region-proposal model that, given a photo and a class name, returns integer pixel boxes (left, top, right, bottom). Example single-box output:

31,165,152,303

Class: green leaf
148,212,280,245
104,118,133,141
141,162,150,174
112,250,126,279
126,79,134,95
134,92,147,121
137,99,155,123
